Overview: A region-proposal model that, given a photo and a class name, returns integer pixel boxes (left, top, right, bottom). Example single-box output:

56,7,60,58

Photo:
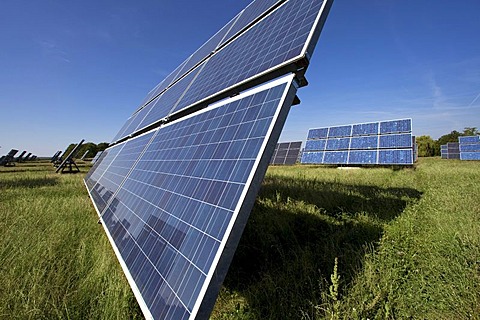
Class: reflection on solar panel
301,119,414,165
86,0,334,317
458,135,480,160
270,141,302,165
90,151,104,164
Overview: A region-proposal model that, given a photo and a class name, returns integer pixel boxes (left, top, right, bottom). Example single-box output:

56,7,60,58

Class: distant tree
416,135,437,157
463,127,479,136
97,142,109,151
437,130,462,147
62,141,109,159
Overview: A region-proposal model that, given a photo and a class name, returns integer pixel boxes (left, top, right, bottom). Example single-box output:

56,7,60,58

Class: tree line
416,127,479,157
63,142,109,159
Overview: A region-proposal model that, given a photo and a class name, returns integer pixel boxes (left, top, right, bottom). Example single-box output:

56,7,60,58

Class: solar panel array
85,0,333,318
440,142,460,159
270,141,302,165
301,119,414,165
459,135,480,160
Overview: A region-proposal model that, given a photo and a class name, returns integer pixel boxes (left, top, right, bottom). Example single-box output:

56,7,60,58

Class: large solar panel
111,0,332,143
301,119,414,165
86,0,334,318
88,75,297,319
270,141,302,165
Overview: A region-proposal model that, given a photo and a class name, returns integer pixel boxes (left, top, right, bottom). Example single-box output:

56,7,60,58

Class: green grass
0,158,479,319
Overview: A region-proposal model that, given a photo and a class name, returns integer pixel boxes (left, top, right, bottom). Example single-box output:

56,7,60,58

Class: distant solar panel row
301,119,414,165
458,135,480,161
270,141,302,165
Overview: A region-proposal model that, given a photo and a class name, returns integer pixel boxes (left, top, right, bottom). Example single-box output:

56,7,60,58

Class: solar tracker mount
56,139,85,173
85,0,334,319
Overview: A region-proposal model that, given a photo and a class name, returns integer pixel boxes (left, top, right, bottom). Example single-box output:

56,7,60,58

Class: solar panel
301,119,414,165
111,0,333,143
15,150,27,162
89,74,298,319
458,135,480,160
270,141,302,165
86,0,335,317
0,149,18,166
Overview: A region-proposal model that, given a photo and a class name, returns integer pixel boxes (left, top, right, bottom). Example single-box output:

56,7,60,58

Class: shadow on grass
221,175,422,319
0,176,59,189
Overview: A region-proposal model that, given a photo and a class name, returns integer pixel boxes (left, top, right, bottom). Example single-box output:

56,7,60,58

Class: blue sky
1,0,479,156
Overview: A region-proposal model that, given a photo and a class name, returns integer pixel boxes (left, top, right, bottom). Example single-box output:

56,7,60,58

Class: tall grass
0,162,142,319
212,159,480,319
0,159,478,319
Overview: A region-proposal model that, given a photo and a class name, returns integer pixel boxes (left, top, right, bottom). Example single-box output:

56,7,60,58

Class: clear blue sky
1,0,479,156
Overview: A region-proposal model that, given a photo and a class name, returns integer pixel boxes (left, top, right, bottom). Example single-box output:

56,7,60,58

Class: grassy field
0,158,478,319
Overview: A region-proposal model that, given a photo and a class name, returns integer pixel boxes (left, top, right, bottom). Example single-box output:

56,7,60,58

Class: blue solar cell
307,128,328,139
447,153,461,160
349,136,378,149
348,150,377,164
440,144,448,150
325,137,350,150
351,122,378,136
169,0,328,117
300,151,323,164
379,133,412,148
378,149,413,165
328,125,352,138
459,143,480,152
459,135,480,144
92,75,297,319
222,0,283,44
460,152,480,160
305,139,326,151
379,119,411,134
85,147,122,191
323,151,347,164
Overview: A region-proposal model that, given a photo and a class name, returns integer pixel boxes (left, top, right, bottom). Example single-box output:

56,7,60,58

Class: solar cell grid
112,0,331,143
459,135,480,144
379,119,412,134
352,122,378,136
93,74,297,319
305,139,326,151
325,137,350,150
307,128,328,139
301,119,414,165
348,150,377,164
271,140,302,165
379,133,412,148
301,151,323,164
349,136,377,150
